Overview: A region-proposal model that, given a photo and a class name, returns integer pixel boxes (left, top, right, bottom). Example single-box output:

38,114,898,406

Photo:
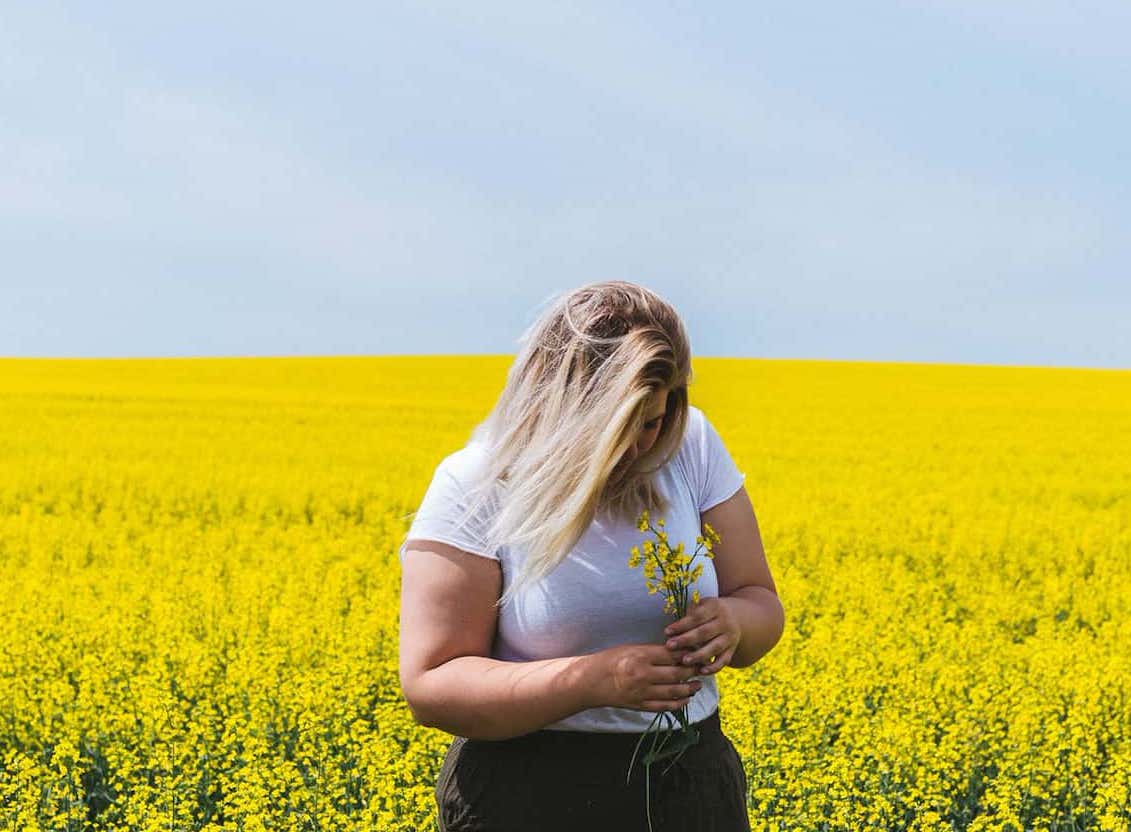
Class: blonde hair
456,280,693,609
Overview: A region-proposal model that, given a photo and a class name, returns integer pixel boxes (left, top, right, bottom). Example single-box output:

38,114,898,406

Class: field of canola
1,355,1129,832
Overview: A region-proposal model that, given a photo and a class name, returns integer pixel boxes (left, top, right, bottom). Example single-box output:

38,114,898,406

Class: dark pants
434,708,751,832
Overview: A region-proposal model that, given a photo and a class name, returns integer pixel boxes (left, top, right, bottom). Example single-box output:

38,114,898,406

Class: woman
398,281,785,831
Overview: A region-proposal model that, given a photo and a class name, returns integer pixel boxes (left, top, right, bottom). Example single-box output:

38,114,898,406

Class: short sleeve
693,408,746,513
398,457,500,563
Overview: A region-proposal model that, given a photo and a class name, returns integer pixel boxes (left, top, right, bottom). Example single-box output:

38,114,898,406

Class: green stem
626,710,664,785
645,720,665,832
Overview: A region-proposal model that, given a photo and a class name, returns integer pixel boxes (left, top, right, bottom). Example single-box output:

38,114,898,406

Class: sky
3,2,1129,369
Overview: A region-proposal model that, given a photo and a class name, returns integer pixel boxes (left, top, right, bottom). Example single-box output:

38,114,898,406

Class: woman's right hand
589,643,704,712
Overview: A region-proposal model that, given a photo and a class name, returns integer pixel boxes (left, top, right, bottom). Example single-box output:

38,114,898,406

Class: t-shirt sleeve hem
399,534,500,563
697,472,746,514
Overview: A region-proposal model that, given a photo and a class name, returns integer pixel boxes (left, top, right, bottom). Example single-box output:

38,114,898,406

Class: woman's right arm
398,540,700,741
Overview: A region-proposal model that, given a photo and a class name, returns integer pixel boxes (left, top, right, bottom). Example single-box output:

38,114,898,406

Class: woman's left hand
662,597,742,676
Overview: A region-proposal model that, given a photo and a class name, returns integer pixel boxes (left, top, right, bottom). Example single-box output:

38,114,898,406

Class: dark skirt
434,708,750,832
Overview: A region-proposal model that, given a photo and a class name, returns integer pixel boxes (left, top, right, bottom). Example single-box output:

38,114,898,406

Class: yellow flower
692,589,700,605
703,522,721,546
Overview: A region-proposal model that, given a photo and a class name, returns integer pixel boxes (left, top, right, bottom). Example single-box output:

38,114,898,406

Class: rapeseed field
1,355,1128,831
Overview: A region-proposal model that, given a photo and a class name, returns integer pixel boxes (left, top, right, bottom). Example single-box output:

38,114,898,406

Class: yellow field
1,356,1129,831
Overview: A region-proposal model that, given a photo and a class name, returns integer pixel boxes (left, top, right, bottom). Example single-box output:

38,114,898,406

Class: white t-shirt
398,404,747,733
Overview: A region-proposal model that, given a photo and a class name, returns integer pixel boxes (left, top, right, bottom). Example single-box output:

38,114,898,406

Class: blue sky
3,3,1128,368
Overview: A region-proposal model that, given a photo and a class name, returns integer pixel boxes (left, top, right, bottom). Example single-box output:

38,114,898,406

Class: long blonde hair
456,280,693,609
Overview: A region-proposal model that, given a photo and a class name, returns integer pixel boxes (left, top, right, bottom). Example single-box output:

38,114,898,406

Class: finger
664,617,692,637
657,663,700,684
663,597,716,636
663,603,708,637
698,644,737,675
652,645,696,666
666,622,718,653
657,680,703,700
681,633,730,668
665,610,719,651
641,696,694,713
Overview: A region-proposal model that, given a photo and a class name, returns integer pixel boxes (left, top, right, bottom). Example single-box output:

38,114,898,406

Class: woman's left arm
662,486,785,673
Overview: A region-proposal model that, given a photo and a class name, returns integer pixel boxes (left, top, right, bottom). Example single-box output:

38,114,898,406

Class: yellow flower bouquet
625,509,722,832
